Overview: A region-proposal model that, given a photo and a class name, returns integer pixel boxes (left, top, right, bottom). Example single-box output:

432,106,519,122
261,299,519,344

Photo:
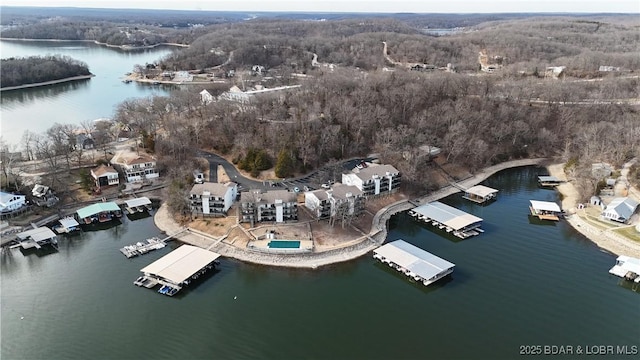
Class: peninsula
0,55,92,91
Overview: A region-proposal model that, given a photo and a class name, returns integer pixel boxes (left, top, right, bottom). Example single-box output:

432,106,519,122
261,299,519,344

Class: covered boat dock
124,197,152,214
409,201,483,238
76,202,122,224
462,185,499,204
529,200,563,221
609,256,640,283
135,245,221,296
373,239,455,286
538,176,562,187
16,227,58,249
53,217,80,234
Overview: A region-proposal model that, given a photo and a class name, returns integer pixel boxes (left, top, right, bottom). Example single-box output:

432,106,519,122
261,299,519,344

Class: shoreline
547,163,640,258
154,157,547,268
0,37,189,50
0,74,95,92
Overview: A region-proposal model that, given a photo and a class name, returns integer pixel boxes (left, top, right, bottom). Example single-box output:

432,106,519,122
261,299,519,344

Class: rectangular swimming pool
268,240,301,249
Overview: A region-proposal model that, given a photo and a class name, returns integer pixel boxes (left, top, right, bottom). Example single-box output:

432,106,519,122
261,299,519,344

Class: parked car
293,187,300,193
321,183,331,189
303,186,310,192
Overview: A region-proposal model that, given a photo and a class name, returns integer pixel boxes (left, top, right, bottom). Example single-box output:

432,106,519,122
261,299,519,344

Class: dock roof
76,202,121,219
16,227,56,242
538,176,561,183
412,201,482,231
124,197,152,208
465,185,499,198
529,200,561,213
374,240,454,279
59,217,79,228
141,245,221,284
615,256,640,275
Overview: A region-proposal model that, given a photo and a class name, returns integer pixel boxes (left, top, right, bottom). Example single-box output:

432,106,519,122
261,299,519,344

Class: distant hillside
1,55,91,88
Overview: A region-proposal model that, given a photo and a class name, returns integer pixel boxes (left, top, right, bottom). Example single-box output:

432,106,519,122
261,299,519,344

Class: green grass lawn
612,226,640,243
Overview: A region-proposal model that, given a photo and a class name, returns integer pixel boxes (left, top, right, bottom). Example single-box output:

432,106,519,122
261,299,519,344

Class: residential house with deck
111,153,159,183
91,165,120,188
0,191,26,213
601,197,639,224
342,164,401,197
240,190,297,224
190,182,237,216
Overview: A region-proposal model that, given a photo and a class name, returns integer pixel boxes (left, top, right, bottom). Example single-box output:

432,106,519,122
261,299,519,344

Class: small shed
590,196,603,207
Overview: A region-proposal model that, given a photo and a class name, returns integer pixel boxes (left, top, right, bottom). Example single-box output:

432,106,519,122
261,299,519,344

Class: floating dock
120,237,165,258
538,175,562,187
135,245,221,296
529,200,563,221
609,255,640,283
124,197,152,214
373,239,455,286
409,201,483,238
462,185,499,204
15,226,58,250
53,217,80,234
76,202,122,224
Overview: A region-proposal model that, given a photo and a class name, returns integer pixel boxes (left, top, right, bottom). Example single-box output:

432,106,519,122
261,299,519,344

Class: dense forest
0,55,91,88
3,12,639,203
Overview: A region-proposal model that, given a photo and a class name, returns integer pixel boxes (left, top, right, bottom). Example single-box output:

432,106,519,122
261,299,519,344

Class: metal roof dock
53,217,80,234
609,256,640,283
537,175,562,187
373,239,455,286
76,202,122,222
462,185,499,204
409,201,483,238
124,197,152,214
16,227,58,249
136,245,221,296
529,200,563,221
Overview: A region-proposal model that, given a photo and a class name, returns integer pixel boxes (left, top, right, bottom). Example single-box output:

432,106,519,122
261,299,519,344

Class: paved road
197,149,376,193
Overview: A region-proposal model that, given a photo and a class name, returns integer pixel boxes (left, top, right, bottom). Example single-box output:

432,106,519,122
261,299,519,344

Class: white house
190,182,237,216
305,189,331,219
199,89,214,105
0,191,26,213
342,163,401,197
111,153,159,183
91,164,120,188
305,183,365,219
601,197,639,223
241,190,297,224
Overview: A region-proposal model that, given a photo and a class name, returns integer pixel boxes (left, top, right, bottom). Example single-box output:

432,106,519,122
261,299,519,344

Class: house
240,190,298,224
91,165,120,188
251,65,266,75
545,66,566,79
190,182,237,216
111,153,159,183
199,89,213,105
304,183,365,220
31,184,59,207
342,164,401,197
601,197,639,224
0,191,26,213
75,134,95,150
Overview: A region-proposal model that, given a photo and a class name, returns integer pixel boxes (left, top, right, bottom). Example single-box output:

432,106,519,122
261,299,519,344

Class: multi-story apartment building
240,190,297,224
341,164,401,197
189,182,237,216
304,183,364,219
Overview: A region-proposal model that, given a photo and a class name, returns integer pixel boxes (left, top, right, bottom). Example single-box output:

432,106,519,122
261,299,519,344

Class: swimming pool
267,240,301,249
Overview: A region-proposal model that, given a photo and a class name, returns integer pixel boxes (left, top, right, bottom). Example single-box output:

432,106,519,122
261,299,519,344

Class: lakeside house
601,197,639,224
240,190,298,224
342,163,401,197
111,152,159,183
0,191,26,213
304,183,365,220
91,165,120,188
31,184,59,207
199,89,213,105
189,182,238,217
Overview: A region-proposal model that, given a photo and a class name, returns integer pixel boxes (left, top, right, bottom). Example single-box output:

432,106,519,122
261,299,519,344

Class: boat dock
538,175,562,187
53,217,80,234
124,197,152,215
609,255,640,283
120,237,166,258
409,201,483,238
119,228,186,258
529,200,563,221
15,226,58,250
462,185,499,204
373,239,455,286
135,244,221,296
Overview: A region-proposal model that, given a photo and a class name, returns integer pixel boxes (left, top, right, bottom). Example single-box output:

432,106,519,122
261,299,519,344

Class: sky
1,0,638,13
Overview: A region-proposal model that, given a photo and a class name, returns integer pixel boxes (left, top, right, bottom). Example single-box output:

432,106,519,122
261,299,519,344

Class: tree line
0,55,91,88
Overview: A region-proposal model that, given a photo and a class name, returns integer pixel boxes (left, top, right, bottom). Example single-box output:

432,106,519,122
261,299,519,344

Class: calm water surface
0,40,174,143
1,167,638,360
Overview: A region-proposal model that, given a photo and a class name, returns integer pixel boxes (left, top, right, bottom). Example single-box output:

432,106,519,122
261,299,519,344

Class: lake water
2,167,638,360
0,40,174,145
